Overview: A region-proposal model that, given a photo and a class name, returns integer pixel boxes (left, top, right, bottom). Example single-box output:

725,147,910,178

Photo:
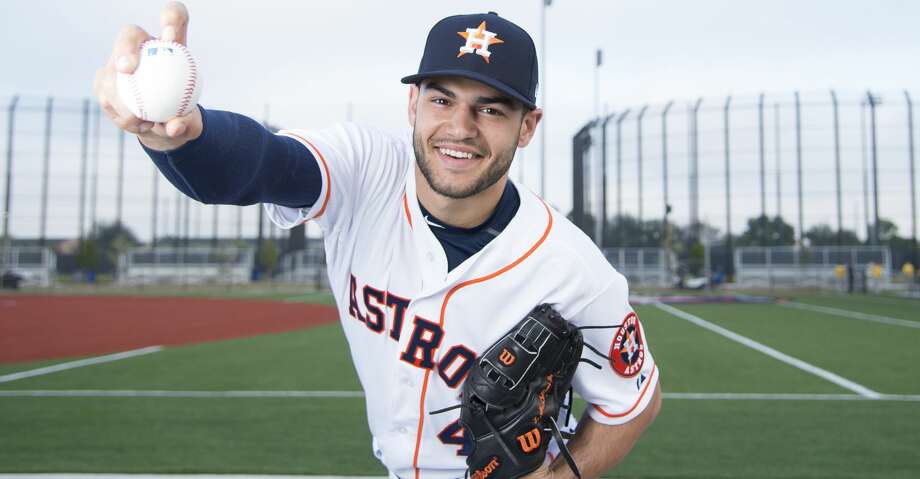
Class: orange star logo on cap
457,21,504,63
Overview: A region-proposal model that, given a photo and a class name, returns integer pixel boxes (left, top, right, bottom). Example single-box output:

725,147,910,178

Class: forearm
142,106,322,208
550,383,662,479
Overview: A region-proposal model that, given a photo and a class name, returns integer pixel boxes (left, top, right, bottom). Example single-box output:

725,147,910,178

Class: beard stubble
412,126,519,200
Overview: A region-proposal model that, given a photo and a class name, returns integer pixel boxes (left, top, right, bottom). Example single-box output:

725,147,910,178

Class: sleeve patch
609,312,646,378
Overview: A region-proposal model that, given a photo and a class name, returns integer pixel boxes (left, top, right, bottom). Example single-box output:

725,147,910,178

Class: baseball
116,39,202,123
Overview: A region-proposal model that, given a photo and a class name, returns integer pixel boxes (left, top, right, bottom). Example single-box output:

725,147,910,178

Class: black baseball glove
449,304,603,479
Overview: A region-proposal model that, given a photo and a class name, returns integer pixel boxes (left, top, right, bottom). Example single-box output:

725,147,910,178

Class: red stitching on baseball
175,42,198,117
127,73,147,121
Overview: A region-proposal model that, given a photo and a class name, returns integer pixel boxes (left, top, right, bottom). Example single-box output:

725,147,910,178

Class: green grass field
1,289,919,478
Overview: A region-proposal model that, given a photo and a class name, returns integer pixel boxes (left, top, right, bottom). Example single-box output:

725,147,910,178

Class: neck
415,168,507,229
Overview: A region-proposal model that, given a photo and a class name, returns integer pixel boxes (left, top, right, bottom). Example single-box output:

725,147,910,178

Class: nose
445,106,478,140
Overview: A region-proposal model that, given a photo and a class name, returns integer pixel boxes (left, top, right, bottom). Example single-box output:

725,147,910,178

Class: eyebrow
425,82,519,110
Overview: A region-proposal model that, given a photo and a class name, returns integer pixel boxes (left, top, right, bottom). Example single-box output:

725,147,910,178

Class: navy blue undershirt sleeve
142,106,322,208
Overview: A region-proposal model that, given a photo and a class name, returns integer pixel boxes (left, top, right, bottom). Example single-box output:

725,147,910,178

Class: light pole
594,49,602,120
539,0,552,199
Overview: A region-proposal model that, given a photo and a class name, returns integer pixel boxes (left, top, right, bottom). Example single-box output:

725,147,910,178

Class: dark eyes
429,97,504,117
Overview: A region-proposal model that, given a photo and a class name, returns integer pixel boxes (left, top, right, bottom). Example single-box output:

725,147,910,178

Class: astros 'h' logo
498,348,516,366
609,312,646,378
457,21,504,63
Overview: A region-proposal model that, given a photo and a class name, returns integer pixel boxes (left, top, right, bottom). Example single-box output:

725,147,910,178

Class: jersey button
425,251,435,262
398,426,408,434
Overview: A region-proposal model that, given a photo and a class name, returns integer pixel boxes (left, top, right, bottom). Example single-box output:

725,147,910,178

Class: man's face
408,77,542,199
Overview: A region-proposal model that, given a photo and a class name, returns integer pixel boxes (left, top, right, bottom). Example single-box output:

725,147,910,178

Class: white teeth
438,147,474,159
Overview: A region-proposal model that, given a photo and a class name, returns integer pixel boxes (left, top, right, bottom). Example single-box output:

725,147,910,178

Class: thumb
164,106,202,139
165,116,190,138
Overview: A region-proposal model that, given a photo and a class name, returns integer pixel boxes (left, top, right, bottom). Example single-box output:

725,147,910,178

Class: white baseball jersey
265,123,659,479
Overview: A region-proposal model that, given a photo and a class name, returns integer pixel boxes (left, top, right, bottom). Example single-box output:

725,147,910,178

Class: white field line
654,303,883,399
781,301,920,329
813,293,919,307
665,392,920,401
0,346,163,384
1,390,918,401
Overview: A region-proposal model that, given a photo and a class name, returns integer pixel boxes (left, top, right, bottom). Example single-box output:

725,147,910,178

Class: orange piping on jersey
592,363,658,419
411,198,554,478
280,132,331,219
403,192,413,228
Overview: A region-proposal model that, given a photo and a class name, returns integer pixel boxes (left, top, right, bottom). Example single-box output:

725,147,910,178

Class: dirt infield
0,295,339,363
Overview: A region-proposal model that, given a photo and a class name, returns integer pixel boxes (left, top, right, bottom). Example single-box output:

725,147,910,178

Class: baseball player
94,3,661,478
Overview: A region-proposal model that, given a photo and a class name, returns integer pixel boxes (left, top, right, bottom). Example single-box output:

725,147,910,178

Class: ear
516,108,543,148
407,84,420,126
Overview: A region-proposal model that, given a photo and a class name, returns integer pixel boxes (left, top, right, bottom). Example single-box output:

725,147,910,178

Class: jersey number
437,420,472,456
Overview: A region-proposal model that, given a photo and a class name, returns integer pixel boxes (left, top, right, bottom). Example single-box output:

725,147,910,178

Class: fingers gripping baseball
97,24,154,133
95,1,201,150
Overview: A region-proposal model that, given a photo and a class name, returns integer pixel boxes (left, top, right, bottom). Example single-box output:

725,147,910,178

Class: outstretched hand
93,1,202,151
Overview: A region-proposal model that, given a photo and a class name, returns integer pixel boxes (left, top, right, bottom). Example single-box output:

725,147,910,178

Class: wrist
137,105,204,152
137,134,190,152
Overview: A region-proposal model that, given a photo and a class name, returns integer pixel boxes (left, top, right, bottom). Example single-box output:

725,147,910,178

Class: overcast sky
1,0,918,241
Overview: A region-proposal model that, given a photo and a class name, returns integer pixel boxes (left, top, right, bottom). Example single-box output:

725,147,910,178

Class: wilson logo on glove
516,428,541,453
470,456,501,479
498,348,516,366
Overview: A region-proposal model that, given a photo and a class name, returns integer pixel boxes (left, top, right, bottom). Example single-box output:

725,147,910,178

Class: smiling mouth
433,147,486,172
437,147,480,160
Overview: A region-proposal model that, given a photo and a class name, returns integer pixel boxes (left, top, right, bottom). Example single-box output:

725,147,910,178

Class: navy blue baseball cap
401,12,539,110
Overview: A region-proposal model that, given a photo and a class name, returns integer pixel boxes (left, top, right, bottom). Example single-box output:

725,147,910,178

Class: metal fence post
905,91,917,273
830,91,843,246
615,110,630,224
39,97,53,246
237,205,243,244
175,189,182,247
78,98,89,242
795,91,804,245
601,112,616,247
860,101,870,241
758,93,766,230
90,102,101,236
151,164,159,247
636,105,649,223
615,110,630,245
689,98,703,240
661,101,674,276
866,91,880,245
212,206,219,247
724,95,734,278
3,96,19,244
774,102,782,219
572,122,593,234
117,130,125,226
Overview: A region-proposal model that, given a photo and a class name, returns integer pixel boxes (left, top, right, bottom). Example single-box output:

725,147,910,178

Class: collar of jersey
417,181,517,237
404,163,551,291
